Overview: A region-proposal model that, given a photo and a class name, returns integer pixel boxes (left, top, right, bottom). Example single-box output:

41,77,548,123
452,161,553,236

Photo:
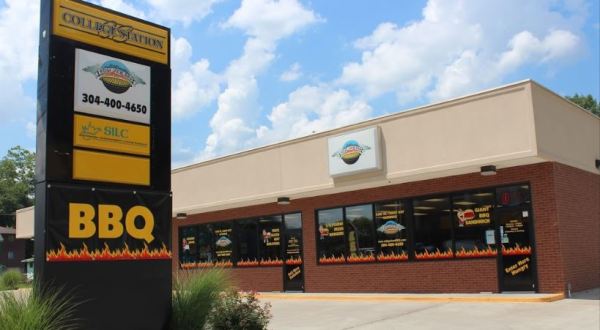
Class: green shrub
206,290,271,330
0,282,80,330
1,270,23,290
171,269,231,330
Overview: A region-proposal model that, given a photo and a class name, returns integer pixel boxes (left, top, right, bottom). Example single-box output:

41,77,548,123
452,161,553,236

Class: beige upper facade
172,80,599,215
15,206,34,239
16,80,600,234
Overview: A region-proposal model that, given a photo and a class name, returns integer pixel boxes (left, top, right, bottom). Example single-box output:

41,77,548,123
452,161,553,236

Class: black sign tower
35,0,172,328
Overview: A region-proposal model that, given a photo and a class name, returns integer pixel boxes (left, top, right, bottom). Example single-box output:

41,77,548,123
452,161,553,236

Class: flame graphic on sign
46,243,171,262
455,246,497,258
237,259,260,267
319,255,346,264
414,249,454,260
377,251,409,262
285,256,303,265
502,244,532,256
347,254,376,263
260,258,284,266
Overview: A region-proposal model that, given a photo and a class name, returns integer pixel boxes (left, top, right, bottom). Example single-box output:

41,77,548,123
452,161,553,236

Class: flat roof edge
173,79,535,173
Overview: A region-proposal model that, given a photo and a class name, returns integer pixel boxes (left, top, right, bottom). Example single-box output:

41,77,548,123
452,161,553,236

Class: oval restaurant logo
377,220,405,235
332,140,371,165
83,60,146,94
215,236,232,247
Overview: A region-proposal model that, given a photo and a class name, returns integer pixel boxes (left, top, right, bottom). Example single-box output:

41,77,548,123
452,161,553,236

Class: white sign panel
74,49,151,124
328,127,382,177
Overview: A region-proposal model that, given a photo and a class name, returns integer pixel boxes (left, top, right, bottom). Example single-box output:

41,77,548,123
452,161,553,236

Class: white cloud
0,0,39,122
280,62,302,81
199,0,320,159
171,37,221,118
254,85,372,146
146,0,221,26
339,0,585,104
99,0,147,18
98,0,221,26
224,0,321,42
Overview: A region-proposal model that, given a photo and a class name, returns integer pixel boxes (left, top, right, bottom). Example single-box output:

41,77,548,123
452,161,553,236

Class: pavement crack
341,303,448,330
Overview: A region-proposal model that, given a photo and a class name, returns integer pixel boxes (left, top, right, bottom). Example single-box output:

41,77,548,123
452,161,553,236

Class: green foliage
0,282,80,330
171,269,231,330
0,146,35,227
566,94,599,116
1,270,23,290
206,290,272,330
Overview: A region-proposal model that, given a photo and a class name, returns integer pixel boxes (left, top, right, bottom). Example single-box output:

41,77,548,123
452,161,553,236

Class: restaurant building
171,80,599,294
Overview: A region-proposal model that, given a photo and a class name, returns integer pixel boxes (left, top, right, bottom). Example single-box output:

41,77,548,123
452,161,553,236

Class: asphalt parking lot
261,289,600,330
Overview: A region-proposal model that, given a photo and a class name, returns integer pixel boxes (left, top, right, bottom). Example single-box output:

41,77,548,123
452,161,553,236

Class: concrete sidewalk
261,288,599,330
258,291,565,303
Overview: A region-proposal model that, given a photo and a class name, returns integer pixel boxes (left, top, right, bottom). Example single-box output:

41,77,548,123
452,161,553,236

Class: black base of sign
43,261,172,330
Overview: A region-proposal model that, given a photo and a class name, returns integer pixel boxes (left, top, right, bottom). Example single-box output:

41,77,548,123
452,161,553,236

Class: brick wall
553,163,600,292
0,234,26,269
172,162,597,293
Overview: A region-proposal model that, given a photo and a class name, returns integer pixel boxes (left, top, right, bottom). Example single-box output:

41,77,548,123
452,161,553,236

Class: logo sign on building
35,0,171,328
75,49,151,124
328,127,382,177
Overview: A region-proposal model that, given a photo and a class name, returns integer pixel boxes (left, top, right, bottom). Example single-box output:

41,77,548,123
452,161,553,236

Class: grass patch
0,282,81,330
0,270,23,291
171,269,231,330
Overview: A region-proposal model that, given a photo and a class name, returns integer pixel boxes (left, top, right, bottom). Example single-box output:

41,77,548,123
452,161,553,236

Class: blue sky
0,0,598,167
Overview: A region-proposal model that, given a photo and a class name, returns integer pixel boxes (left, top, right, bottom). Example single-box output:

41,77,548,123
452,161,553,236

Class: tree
0,146,35,227
565,94,599,116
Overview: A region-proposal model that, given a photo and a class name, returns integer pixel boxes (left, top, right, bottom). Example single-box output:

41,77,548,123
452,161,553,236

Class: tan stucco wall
531,83,600,173
16,206,34,239
173,81,550,214
18,80,599,225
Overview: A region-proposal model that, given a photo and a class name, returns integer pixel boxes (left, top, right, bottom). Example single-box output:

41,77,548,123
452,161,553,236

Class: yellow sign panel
52,0,169,64
73,149,149,186
74,114,150,156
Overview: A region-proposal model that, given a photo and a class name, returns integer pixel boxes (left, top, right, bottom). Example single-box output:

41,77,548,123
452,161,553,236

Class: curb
257,292,565,303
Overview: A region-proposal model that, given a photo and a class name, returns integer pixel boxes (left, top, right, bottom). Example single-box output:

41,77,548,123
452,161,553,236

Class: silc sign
73,114,150,156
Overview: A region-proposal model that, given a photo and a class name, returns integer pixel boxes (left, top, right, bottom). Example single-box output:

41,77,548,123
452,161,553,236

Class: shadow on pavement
570,287,599,300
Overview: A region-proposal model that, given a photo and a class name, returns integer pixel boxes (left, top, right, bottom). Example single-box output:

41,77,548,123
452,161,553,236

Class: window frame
178,211,302,269
314,182,532,266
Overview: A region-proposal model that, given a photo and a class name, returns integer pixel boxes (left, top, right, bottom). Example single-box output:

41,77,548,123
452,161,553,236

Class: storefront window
413,196,453,260
196,224,214,266
213,222,234,267
237,219,260,266
345,204,376,263
452,191,496,258
179,226,197,266
496,185,530,207
284,213,303,265
317,208,346,264
258,215,283,266
374,201,408,261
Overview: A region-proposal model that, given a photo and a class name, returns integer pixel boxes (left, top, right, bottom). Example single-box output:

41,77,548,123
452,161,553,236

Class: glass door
496,185,536,291
283,213,304,291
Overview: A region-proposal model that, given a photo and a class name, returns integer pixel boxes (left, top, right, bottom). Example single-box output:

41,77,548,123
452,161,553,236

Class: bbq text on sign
69,203,155,243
